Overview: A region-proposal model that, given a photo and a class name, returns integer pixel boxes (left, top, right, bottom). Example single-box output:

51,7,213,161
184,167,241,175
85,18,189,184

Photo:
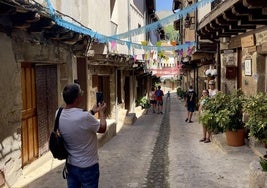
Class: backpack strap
53,107,63,132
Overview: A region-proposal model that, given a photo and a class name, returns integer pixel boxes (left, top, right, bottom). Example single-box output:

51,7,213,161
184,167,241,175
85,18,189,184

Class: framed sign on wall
244,59,252,76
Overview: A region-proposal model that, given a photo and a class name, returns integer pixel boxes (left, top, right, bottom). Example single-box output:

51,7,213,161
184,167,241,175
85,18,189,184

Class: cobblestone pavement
13,92,259,188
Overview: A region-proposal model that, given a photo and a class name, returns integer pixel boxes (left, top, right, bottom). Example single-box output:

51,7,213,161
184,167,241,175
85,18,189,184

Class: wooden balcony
198,0,267,41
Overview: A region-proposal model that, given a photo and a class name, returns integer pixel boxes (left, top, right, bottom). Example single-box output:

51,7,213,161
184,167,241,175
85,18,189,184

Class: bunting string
111,0,215,39
45,0,212,51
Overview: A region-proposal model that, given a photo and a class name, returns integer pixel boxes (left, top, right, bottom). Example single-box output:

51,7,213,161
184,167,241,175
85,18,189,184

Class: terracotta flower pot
225,128,245,147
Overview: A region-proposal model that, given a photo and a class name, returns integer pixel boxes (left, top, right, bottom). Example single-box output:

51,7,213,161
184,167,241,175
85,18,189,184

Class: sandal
204,139,211,143
199,138,206,142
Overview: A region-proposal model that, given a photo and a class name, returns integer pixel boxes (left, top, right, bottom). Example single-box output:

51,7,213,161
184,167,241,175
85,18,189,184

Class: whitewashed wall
130,1,146,58
197,3,211,22
37,0,148,57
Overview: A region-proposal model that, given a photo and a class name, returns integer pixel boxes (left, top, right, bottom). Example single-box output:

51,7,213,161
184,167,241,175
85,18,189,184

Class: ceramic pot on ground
225,128,245,147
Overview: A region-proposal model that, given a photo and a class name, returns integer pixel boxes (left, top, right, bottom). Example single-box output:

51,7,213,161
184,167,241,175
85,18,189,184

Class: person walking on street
59,83,107,188
198,89,211,143
185,86,197,123
149,86,156,113
155,85,164,114
166,91,170,100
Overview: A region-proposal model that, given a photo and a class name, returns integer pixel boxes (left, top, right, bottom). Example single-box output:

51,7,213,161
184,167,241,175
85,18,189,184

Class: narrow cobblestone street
14,92,259,188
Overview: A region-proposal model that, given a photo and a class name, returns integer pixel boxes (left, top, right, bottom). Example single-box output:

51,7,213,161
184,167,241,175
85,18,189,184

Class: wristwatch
90,110,95,115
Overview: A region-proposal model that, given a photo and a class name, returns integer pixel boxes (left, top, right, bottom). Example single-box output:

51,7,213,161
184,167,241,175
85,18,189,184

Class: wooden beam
223,11,239,21
28,17,55,33
198,0,240,30
243,0,267,8
248,14,267,22
232,2,250,16
229,23,256,30
215,16,229,27
238,16,267,25
0,3,16,15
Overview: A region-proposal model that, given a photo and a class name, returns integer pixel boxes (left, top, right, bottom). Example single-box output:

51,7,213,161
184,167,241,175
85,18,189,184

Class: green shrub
136,96,150,109
243,92,267,143
199,90,244,133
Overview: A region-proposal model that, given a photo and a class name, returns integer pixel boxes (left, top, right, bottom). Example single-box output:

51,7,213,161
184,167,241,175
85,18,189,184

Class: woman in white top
208,80,218,97
199,89,212,143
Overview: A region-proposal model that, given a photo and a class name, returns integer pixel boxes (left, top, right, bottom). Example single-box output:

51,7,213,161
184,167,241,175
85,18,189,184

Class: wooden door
77,58,87,110
21,63,38,166
92,75,111,117
124,77,130,112
35,65,58,156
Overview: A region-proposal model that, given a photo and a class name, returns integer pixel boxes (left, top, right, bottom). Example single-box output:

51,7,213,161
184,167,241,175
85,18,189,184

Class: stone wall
0,33,23,186
241,29,267,96
0,30,74,186
220,51,238,93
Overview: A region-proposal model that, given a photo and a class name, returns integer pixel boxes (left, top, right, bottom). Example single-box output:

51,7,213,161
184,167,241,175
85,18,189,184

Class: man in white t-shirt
59,83,107,187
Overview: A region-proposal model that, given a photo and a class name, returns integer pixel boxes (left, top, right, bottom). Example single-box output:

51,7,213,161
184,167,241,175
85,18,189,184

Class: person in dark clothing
155,85,164,114
185,86,197,123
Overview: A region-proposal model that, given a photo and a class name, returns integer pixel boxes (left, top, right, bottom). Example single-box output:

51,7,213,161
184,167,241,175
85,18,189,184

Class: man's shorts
157,101,163,106
150,100,156,104
187,105,195,112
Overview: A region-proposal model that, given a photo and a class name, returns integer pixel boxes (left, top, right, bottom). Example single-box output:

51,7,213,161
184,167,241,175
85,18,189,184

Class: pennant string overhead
111,0,215,39
45,0,214,51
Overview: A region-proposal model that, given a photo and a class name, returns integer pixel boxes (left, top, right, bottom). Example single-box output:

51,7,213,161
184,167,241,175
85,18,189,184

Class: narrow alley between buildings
14,92,258,188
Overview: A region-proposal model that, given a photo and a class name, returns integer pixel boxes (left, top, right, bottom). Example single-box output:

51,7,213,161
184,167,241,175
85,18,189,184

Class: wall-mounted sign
244,59,252,76
241,35,255,48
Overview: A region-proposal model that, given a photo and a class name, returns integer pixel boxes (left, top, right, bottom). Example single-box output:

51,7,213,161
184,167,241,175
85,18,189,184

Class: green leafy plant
198,92,224,133
199,90,244,133
242,93,267,170
259,157,267,171
242,92,267,143
216,89,245,132
176,87,185,99
136,96,150,109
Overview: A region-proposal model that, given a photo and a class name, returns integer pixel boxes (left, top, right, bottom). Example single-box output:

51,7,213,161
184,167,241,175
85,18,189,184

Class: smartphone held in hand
96,92,103,106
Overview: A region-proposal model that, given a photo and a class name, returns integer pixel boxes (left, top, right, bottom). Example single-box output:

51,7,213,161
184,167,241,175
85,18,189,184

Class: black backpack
49,107,68,160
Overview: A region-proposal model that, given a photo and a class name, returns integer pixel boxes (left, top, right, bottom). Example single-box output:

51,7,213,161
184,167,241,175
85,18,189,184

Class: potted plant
215,89,245,146
199,90,245,146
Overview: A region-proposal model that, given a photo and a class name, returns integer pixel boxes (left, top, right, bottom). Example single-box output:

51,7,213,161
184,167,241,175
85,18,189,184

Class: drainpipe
115,69,118,124
128,0,131,55
195,0,199,98
216,41,221,91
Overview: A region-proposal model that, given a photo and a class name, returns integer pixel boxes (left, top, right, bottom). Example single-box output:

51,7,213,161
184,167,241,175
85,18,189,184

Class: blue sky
156,0,173,11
